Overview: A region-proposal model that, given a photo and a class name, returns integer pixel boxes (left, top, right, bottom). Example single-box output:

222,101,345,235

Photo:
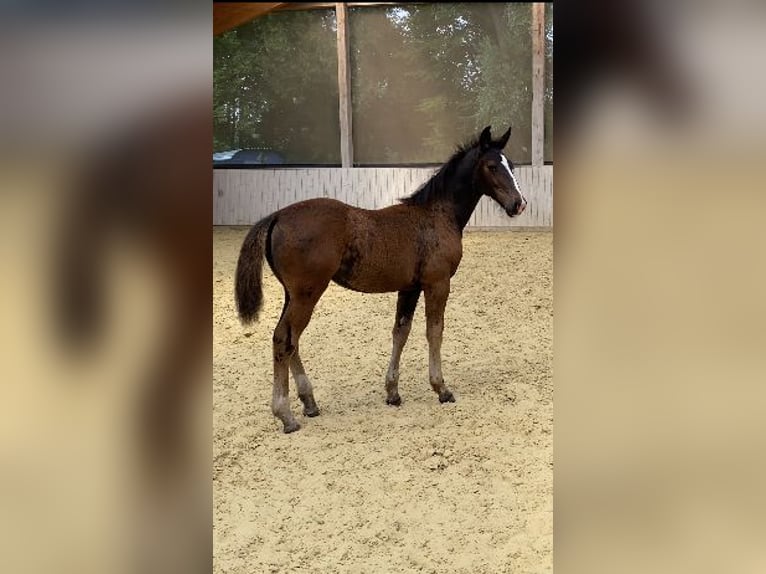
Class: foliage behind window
350,3,532,165
213,4,552,166
214,10,340,164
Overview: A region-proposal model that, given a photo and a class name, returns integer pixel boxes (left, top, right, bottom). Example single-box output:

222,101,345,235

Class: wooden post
336,2,354,167
531,3,545,167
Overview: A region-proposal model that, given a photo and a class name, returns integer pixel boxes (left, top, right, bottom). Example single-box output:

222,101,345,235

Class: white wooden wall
213,166,552,228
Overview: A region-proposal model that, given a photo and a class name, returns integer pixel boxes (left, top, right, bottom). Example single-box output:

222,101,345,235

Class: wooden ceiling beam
213,3,289,36
213,2,410,35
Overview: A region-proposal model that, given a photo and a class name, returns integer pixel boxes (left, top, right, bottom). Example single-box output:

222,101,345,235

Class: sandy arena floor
213,227,552,573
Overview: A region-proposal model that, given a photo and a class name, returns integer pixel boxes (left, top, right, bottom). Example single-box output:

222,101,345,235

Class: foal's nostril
506,200,521,217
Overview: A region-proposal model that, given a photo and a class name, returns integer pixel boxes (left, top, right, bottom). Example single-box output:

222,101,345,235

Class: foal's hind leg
272,290,325,433
290,345,319,417
424,281,456,403
385,289,421,406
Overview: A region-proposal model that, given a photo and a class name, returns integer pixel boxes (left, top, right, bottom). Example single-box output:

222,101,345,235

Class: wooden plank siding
213,166,553,228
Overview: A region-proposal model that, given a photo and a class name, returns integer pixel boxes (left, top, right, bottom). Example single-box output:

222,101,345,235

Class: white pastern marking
500,154,525,201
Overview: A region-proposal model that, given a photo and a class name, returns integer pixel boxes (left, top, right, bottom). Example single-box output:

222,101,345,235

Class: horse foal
235,126,526,433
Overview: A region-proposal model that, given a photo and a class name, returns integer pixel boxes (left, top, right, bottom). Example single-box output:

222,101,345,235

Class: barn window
213,3,553,168
349,3,534,166
213,9,341,165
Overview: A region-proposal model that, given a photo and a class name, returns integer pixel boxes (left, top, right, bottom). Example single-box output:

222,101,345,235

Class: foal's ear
497,126,512,149
479,125,492,151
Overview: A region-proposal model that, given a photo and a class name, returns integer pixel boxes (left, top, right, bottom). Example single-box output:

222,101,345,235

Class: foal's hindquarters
266,201,348,432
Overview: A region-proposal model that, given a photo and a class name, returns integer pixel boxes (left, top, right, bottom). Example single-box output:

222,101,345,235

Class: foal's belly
331,248,417,293
331,222,418,293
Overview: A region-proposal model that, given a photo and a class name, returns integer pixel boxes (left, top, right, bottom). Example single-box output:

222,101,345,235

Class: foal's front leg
424,281,456,403
385,289,421,406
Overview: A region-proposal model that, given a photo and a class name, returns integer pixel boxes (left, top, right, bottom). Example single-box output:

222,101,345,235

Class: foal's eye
488,164,498,173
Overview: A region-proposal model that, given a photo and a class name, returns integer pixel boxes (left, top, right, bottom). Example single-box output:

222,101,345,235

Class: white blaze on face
500,153,527,205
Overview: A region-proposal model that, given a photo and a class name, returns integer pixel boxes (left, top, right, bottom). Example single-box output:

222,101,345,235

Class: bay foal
235,125,526,433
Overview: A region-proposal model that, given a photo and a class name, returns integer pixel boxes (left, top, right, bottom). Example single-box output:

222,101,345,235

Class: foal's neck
444,175,482,231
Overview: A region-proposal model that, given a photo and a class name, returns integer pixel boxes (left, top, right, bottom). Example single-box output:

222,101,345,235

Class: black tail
235,215,275,324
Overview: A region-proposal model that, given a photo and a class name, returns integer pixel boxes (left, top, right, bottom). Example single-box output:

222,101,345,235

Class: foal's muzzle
506,196,528,217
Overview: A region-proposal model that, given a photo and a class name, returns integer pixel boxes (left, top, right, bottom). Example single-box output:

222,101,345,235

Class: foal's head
473,125,527,217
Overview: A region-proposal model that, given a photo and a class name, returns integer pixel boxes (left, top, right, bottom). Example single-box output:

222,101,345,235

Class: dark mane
400,138,479,206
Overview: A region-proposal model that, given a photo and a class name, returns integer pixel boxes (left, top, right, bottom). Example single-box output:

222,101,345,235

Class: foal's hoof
439,391,456,403
299,395,320,417
386,395,402,407
283,421,301,434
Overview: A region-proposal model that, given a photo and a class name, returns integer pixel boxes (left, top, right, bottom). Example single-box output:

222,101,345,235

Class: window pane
350,3,533,165
544,3,553,163
213,10,340,165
